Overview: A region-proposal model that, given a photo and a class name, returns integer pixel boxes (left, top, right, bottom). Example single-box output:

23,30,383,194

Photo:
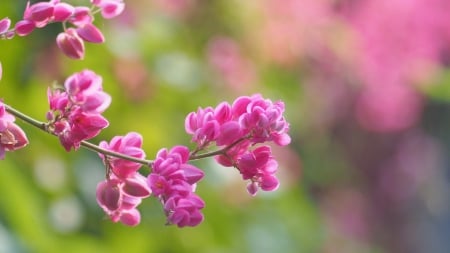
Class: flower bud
15,20,35,36
25,2,54,28
53,3,75,22
56,29,85,59
0,18,11,34
76,23,105,43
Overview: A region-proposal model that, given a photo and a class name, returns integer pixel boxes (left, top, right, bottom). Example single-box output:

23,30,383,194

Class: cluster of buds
96,132,150,226
185,94,290,195
148,146,205,227
47,69,111,151
0,1,293,229
0,0,124,59
96,136,205,227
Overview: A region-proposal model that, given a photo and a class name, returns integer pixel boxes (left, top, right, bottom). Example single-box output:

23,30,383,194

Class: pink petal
76,23,105,43
122,132,143,148
70,6,92,26
0,18,11,34
260,175,279,191
96,180,121,211
56,29,85,59
120,209,141,226
123,177,151,197
216,121,241,146
15,20,35,36
246,182,258,196
273,133,291,146
181,164,204,185
28,2,54,27
53,3,75,22
4,122,29,150
100,2,125,19
214,102,232,123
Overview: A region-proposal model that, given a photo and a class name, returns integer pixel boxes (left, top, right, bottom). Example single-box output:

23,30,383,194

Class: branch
4,103,153,166
189,135,250,161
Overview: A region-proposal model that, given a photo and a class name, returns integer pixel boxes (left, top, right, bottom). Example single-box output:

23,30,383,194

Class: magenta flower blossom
52,2,75,22
0,18,14,39
22,1,54,28
14,20,35,37
76,23,105,44
47,70,111,151
99,132,146,179
56,28,85,59
12,0,121,59
91,0,125,19
0,18,11,34
97,132,149,226
148,146,205,227
97,173,151,226
236,146,280,195
185,94,290,195
0,102,28,159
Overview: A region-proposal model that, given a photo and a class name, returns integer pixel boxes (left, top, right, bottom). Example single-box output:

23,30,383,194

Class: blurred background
1,0,450,252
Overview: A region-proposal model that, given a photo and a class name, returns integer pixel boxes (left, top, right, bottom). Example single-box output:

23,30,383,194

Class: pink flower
0,18,13,39
53,3,75,22
69,6,93,27
0,102,29,159
47,70,111,151
207,37,257,91
23,1,54,28
96,173,151,226
15,20,35,37
147,146,205,227
56,28,85,59
76,23,105,43
91,0,125,19
185,94,290,195
236,145,280,195
64,70,111,113
164,194,205,227
0,18,11,34
99,132,146,179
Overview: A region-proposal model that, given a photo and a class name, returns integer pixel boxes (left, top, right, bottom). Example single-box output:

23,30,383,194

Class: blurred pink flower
0,102,29,159
347,0,450,131
207,37,257,92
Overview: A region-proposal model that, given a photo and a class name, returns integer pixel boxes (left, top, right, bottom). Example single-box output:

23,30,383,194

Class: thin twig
4,103,153,166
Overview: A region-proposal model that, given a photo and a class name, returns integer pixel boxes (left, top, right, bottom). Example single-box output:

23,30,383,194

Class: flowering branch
0,0,292,228
4,103,153,166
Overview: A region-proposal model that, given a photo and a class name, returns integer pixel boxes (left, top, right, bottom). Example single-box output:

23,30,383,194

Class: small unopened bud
76,23,105,43
0,18,11,34
56,29,85,59
15,20,35,36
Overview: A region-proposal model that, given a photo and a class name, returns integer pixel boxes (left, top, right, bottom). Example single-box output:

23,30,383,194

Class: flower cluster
0,1,293,229
3,0,124,59
185,94,290,195
0,102,28,159
47,69,111,151
148,146,205,227
96,132,150,226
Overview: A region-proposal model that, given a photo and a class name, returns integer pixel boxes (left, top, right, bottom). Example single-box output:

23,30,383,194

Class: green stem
189,135,250,161
4,104,153,166
4,102,245,166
